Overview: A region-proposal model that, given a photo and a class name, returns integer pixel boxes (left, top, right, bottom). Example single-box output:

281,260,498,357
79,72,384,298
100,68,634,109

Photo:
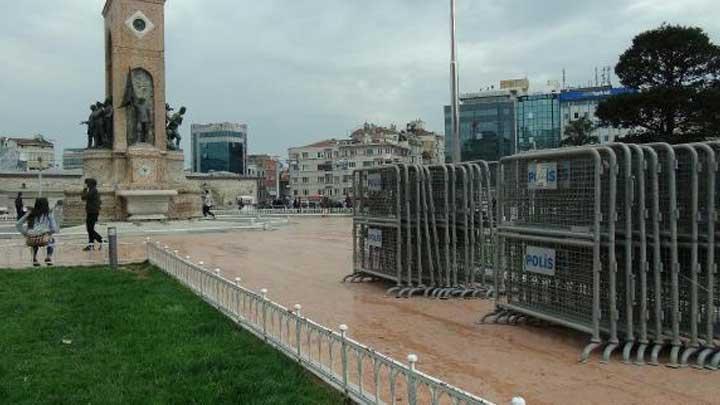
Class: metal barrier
483,140,720,369
147,241,501,405
347,162,497,298
351,166,403,287
489,147,607,361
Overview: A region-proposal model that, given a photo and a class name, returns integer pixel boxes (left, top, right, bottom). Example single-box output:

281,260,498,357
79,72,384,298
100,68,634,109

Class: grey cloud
1,0,718,161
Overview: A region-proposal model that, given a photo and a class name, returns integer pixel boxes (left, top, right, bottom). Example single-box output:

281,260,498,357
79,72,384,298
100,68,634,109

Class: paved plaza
141,217,716,405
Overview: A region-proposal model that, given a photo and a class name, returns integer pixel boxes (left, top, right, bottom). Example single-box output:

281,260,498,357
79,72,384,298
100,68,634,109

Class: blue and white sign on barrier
524,246,556,276
528,162,557,190
367,174,383,192
368,228,383,247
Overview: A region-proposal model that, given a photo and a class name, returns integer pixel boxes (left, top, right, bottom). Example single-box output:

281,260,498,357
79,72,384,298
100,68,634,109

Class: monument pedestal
63,147,201,225
116,189,178,221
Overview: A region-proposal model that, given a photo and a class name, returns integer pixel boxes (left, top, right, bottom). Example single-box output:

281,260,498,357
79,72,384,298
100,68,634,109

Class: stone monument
64,0,200,223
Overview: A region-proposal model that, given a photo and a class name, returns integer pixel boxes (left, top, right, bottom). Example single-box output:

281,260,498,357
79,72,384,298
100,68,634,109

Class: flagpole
449,0,461,163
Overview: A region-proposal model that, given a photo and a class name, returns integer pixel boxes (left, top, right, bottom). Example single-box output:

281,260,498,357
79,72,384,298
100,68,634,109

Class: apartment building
288,123,440,202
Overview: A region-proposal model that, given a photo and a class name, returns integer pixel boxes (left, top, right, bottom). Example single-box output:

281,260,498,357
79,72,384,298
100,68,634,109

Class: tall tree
597,24,720,143
560,117,599,147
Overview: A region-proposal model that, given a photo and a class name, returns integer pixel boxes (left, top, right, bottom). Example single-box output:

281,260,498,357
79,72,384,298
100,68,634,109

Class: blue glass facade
192,126,247,175
444,94,515,162
517,94,561,152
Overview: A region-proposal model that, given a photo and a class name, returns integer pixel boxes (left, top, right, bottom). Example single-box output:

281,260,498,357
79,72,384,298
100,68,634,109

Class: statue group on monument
81,72,186,151
80,98,114,149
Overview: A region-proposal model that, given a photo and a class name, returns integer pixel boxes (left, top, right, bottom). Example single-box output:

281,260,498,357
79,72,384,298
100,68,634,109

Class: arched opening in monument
124,68,155,146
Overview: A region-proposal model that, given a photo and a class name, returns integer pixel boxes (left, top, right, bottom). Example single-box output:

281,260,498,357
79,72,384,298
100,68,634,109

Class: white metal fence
217,207,353,217
147,240,501,405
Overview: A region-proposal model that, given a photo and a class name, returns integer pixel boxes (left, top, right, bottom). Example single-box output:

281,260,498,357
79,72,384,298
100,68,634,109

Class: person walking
81,178,103,251
16,198,59,267
202,190,216,219
14,192,24,220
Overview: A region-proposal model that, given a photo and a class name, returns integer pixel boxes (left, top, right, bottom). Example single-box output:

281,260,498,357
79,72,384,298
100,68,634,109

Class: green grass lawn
0,264,345,405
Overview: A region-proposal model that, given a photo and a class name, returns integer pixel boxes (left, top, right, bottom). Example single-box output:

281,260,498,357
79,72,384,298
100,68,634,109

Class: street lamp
449,0,461,163
37,156,44,197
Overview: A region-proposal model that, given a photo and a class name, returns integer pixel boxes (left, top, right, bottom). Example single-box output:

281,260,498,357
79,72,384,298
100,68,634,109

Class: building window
302,152,309,159
574,112,579,119
302,177,309,184
366,148,374,156
293,190,298,196
303,189,309,196
317,177,325,184
349,162,356,168
363,161,373,167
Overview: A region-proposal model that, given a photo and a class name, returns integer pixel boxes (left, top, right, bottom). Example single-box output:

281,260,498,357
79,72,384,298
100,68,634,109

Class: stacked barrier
484,141,720,368
347,162,497,298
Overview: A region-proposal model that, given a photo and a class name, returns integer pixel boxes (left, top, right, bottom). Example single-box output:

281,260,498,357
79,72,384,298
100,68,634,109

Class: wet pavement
149,217,719,405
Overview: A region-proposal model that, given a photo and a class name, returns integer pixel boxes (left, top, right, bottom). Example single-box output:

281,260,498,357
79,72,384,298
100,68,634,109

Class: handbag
26,233,52,247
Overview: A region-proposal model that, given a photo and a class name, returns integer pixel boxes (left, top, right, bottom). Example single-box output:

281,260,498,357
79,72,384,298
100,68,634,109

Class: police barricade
349,166,403,287
704,141,720,370
679,142,716,367
696,142,720,369
348,161,497,300
486,140,720,368
390,164,431,297
459,161,497,297
627,144,651,365
425,164,453,296
487,147,609,361
644,143,682,366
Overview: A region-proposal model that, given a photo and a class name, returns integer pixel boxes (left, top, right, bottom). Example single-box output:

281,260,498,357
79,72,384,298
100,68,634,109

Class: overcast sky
1,0,718,163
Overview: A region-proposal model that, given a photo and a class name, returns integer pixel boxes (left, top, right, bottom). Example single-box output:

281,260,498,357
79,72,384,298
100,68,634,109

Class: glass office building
191,123,248,175
516,93,561,152
444,92,516,162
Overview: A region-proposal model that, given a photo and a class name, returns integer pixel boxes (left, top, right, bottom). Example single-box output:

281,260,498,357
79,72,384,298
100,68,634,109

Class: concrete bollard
108,227,118,270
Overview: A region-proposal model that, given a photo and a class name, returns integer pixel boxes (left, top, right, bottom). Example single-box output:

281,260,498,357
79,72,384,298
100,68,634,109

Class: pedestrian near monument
16,198,59,267
202,190,216,219
81,178,103,250
15,192,24,220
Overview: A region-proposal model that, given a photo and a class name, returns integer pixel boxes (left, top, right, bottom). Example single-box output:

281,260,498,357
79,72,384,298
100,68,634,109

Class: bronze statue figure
80,104,98,148
93,102,105,147
120,68,154,145
165,105,186,151
80,101,113,149
133,97,152,143
103,97,114,147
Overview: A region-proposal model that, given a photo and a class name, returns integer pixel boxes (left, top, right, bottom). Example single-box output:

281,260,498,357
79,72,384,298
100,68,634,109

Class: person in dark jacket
81,178,103,250
14,192,24,220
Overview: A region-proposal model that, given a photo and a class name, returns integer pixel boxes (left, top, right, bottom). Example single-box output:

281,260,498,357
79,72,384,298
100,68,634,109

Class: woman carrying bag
16,198,59,267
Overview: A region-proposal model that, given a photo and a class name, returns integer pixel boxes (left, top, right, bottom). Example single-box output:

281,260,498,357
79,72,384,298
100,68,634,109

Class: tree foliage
597,24,720,143
561,117,599,147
